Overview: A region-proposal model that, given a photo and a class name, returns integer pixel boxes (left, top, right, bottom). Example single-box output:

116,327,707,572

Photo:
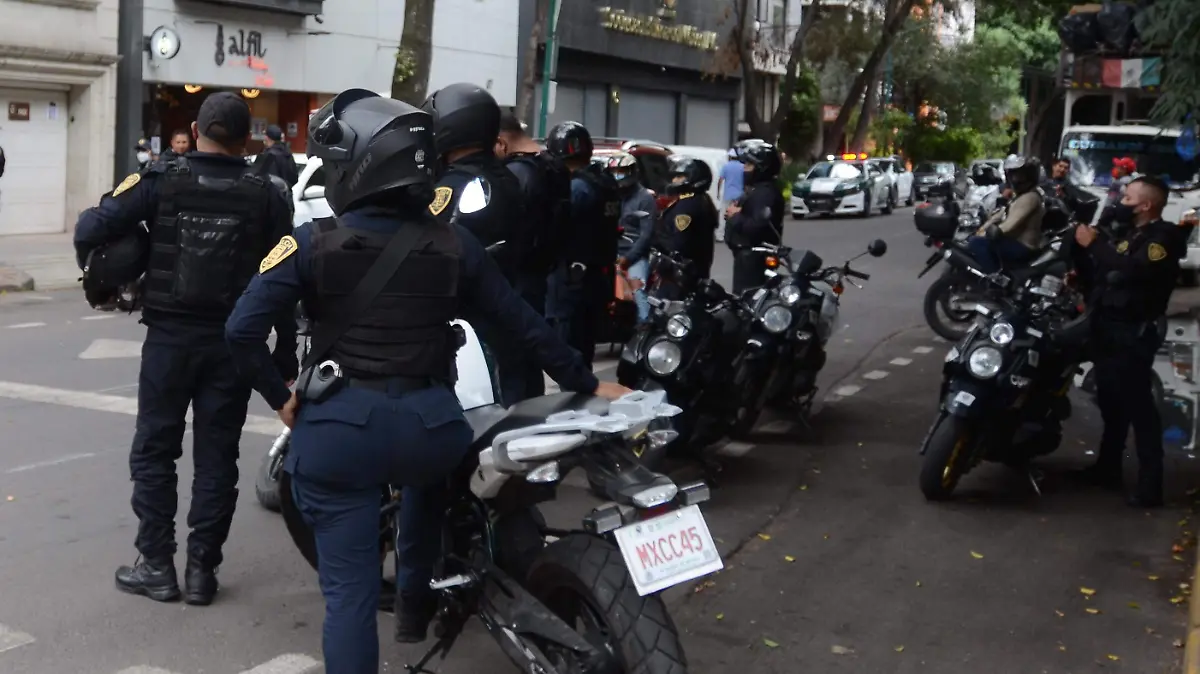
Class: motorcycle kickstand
404,627,463,674
1008,462,1045,497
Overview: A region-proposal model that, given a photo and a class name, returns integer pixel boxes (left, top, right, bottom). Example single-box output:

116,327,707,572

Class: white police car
791,154,892,219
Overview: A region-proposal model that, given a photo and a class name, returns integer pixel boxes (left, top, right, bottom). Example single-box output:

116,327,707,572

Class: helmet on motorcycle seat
545,121,594,163
665,155,713,196
604,151,640,190
308,89,437,214
733,139,782,183
421,82,502,158
1003,155,1040,193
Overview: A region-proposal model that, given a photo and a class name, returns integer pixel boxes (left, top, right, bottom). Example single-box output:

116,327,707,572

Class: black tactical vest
306,216,462,379
576,165,622,267
143,161,273,320
449,160,527,279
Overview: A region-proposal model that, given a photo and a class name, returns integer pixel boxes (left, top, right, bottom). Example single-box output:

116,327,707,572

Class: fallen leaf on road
1175,639,1185,648
1080,587,1096,596
1149,575,1160,581
1055,610,1065,617
831,645,854,655
1133,561,1142,567
812,469,821,474
1086,608,1101,614
763,638,779,649
693,580,716,594
1107,654,1120,661
716,613,724,620
799,485,808,491
823,534,830,540
1180,519,1190,527
1171,596,1185,604
1175,555,1186,562
1058,644,1067,652
915,581,922,588
970,551,985,559
757,533,772,541
784,555,795,563
1128,602,1140,610
857,442,863,447
894,645,905,653
1173,544,1185,554
4,496,12,502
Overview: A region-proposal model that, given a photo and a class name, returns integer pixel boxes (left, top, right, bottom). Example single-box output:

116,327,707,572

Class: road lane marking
81,314,116,321
862,370,889,380
79,338,143,360
912,346,934,354
889,357,913,366
0,381,282,437
6,322,45,329
238,654,322,674
832,385,861,397
113,668,183,674
0,623,35,654
716,441,755,457
5,452,97,474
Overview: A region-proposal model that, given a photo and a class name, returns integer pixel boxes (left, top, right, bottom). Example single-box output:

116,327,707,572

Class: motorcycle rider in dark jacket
608,151,657,325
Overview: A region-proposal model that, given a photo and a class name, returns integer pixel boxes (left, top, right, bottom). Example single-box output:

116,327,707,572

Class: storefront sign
597,6,719,51
213,24,275,88
7,102,30,122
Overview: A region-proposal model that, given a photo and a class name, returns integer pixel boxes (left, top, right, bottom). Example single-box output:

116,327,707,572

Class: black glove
272,348,300,383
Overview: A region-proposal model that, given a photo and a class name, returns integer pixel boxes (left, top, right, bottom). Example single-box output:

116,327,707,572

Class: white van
668,144,732,204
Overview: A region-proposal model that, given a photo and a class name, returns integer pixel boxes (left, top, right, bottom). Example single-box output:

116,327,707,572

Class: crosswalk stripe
113,668,182,674
0,623,34,654
238,653,322,674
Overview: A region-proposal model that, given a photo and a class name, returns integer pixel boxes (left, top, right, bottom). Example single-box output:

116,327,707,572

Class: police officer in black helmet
73,91,296,606
225,89,630,672
725,139,785,293
659,155,719,280
544,121,621,368
421,83,535,406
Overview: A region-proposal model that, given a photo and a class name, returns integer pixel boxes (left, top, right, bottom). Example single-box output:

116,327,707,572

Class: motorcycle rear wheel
919,415,976,501
526,534,688,674
924,275,977,342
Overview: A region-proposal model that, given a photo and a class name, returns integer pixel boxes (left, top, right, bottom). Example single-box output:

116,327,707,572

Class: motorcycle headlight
989,322,1015,345
967,346,1003,379
666,314,692,339
779,285,803,306
760,304,792,334
646,340,682,376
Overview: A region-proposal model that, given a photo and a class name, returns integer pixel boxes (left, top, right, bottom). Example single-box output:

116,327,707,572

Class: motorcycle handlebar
845,268,869,281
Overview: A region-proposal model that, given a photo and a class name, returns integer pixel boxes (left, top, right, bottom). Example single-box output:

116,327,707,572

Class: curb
1188,550,1200,674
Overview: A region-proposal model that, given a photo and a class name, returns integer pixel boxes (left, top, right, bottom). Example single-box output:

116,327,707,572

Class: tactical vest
576,165,622,267
306,216,462,380
449,160,528,278
504,152,571,275
143,161,273,320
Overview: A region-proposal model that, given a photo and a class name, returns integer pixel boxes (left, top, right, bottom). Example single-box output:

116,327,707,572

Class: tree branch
768,0,824,132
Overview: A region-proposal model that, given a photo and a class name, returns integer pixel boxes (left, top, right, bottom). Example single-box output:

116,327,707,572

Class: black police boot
394,591,437,644
1129,468,1164,509
115,556,180,602
183,558,219,606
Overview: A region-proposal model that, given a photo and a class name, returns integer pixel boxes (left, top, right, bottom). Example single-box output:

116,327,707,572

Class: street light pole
536,0,561,138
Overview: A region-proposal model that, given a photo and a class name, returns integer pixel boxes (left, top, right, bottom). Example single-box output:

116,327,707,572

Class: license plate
612,504,724,596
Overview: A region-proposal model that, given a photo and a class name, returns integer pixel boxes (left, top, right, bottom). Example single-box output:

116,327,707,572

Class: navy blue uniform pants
963,236,1033,274
547,266,606,369
131,335,251,567
285,384,472,674
1093,322,1165,496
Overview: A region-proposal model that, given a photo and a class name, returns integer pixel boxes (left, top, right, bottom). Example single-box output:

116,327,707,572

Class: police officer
659,155,719,280
1073,176,1183,507
74,92,296,605
224,89,630,674
495,113,573,398
422,83,534,407
725,139,785,293
608,151,657,325
253,125,300,189
545,121,621,368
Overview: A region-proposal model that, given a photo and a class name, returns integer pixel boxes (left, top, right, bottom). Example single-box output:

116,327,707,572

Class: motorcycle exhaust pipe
268,427,291,459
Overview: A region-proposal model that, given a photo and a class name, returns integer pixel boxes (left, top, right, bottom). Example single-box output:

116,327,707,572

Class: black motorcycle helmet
308,89,437,215
421,82,501,158
545,121,594,163
664,155,713,196
733,138,781,183
82,227,149,310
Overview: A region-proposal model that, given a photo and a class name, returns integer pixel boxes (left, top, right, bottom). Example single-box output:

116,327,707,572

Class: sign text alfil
214,24,268,67
597,7,719,51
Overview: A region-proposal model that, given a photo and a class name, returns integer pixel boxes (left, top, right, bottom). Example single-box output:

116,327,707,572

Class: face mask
137,152,151,164
1110,202,1137,224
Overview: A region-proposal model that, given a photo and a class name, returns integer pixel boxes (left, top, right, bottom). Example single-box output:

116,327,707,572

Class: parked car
867,156,915,207
291,158,331,228
790,155,892,218
911,160,968,202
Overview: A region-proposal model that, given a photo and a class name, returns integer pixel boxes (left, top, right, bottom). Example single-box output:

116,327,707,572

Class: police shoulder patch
675,214,692,231
429,186,454,216
259,236,298,274
679,192,695,200
111,172,141,198
1116,240,1129,254
1148,242,1168,262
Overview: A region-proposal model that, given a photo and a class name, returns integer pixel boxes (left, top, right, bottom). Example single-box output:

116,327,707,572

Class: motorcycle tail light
765,256,779,268
637,503,675,521
832,283,844,295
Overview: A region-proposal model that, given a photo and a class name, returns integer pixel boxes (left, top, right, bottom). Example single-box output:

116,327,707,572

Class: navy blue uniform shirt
73,151,295,342
225,208,601,410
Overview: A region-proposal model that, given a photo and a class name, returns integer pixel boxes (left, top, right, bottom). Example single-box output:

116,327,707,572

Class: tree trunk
515,0,548,123
823,0,917,155
391,0,436,105
734,0,824,143
850,66,880,151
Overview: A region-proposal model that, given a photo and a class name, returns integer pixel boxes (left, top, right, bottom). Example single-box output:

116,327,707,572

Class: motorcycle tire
526,534,688,674
919,414,976,501
882,190,894,215
728,357,765,439
254,444,285,512
924,275,976,342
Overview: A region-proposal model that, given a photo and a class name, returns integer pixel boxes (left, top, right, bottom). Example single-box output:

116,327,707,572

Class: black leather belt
346,376,435,396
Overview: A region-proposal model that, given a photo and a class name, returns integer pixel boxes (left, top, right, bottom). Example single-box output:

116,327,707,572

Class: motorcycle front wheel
923,275,979,342
526,534,688,674
919,414,977,501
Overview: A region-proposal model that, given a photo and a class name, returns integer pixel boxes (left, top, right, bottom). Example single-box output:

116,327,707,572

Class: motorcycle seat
466,392,610,450
1008,255,1068,284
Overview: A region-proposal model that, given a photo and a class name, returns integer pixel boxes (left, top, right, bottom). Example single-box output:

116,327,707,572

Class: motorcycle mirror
867,239,888,257
457,177,491,215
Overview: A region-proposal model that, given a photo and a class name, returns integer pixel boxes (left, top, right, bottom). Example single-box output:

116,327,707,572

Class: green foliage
975,0,1076,27
903,121,984,165
1136,0,1200,126
870,109,915,156
778,161,808,199
777,68,822,161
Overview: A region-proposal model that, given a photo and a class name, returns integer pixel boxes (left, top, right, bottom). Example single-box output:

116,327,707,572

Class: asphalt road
2,206,1188,674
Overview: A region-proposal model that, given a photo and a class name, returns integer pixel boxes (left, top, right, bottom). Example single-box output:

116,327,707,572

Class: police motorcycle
917,255,1090,501
271,179,720,674
725,239,889,438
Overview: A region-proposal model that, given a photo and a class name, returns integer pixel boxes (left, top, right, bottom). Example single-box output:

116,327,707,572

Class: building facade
138,0,518,155
522,0,741,149
0,0,119,236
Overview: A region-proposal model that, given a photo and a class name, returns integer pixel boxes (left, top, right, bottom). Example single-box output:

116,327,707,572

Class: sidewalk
0,233,79,292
